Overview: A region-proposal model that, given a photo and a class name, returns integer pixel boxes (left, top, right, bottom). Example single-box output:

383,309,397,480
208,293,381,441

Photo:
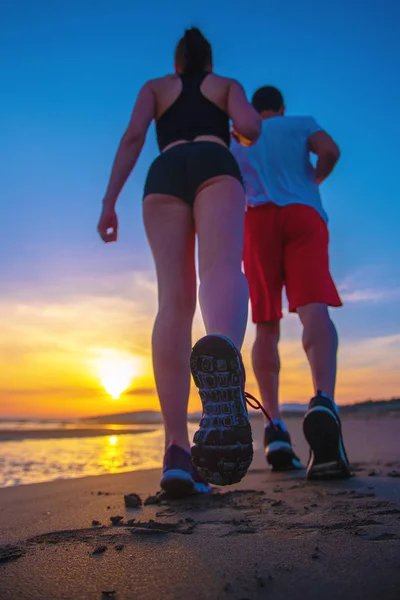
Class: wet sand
0,428,155,442
1,415,399,600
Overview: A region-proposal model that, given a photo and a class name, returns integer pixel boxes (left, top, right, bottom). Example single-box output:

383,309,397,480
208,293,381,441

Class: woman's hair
175,27,212,74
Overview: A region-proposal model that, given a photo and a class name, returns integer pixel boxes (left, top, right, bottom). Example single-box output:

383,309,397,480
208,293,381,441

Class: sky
1,0,399,418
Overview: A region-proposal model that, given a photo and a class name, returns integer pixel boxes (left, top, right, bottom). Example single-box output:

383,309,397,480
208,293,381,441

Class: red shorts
243,203,342,323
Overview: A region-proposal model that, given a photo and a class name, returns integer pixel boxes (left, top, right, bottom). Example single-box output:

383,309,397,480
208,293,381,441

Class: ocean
0,420,200,488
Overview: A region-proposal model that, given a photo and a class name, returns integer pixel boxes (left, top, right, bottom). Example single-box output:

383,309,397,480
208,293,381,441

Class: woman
98,27,262,494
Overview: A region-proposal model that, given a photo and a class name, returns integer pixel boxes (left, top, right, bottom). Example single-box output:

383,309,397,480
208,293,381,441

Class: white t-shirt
231,115,328,222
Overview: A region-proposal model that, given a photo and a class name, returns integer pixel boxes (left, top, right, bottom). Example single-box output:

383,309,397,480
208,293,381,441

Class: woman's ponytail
175,27,212,75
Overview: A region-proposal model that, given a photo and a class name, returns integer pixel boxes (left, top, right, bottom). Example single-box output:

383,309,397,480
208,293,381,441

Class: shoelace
244,392,278,431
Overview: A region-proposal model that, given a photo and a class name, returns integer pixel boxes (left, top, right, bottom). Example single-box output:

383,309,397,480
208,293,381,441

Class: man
232,86,351,479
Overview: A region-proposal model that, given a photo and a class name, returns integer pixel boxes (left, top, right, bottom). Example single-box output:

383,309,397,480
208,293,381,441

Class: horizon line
1,397,399,421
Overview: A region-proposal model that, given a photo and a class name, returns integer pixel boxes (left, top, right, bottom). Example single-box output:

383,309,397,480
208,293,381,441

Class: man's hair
175,27,212,75
251,86,284,113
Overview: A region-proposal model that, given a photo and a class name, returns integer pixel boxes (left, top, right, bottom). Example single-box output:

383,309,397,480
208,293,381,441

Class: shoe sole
160,469,212,497
160,469,195,497
190,335,253,486
266,444,303,471
303,407,352,480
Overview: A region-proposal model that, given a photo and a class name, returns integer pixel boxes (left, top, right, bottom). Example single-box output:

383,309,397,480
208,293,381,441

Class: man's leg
298,304,351,478
244,205,301,471
297,303,338,400
252,321,302,470
283,205,351,479
243,204,283,416
252,321,281,420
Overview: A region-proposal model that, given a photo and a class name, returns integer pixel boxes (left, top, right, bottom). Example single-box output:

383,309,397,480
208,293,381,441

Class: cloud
338,268,400,304
333,333,400,403
1,265,399,418
0,386,98,397
340,288,400,303
0,270,160,417
124,386,157,397
1,268,158,306
241,331,400,407
339,333,400,367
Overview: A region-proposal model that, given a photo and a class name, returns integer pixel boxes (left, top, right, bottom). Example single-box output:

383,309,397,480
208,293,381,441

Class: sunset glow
1,3,399,420
92,349,142,400
0,275,399,420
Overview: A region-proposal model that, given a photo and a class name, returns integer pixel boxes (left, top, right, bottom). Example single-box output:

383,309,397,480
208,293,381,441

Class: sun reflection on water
0,424,199,487
98,435,124,473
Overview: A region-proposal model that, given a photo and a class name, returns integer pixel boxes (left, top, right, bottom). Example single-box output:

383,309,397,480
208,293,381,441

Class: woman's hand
231,128,254,147
97,206,118,243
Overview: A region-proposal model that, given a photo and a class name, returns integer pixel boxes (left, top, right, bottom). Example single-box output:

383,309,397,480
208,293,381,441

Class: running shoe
303,391,352,480
190,334,275,486
264,421,303,471
160,444,212,497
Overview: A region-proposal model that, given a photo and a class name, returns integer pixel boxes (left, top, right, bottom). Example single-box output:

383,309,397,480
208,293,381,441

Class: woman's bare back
151,73,233,124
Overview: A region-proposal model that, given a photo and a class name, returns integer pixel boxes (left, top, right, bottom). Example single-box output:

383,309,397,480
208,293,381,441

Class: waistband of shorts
246,201,276,211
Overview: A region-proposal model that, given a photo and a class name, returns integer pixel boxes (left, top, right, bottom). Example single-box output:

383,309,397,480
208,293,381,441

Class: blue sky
1,0,399,416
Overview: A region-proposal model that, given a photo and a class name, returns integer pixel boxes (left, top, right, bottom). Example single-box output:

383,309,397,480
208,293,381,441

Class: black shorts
143,141,243,206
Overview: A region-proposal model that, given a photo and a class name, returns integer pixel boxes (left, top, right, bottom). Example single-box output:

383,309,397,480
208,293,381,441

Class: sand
1,415,400,600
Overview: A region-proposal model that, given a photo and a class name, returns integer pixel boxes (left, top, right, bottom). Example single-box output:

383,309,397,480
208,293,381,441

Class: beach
1,414,400,600
0,423,192,488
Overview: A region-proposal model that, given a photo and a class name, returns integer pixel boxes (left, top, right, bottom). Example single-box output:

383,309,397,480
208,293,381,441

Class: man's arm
308,130,341,184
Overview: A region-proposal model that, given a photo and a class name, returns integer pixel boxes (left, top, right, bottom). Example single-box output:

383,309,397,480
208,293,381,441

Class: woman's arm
227,80,261,143
102,81,155,211
98,82,155,243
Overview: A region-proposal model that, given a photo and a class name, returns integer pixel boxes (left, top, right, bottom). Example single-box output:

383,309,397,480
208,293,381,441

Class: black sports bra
156,72,230,151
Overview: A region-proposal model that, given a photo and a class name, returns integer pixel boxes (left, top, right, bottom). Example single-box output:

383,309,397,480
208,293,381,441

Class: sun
92,349,141,400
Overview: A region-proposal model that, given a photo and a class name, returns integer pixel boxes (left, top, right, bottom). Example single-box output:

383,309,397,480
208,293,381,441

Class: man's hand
311,165,323,185
308,130,340,184
97,206,118,243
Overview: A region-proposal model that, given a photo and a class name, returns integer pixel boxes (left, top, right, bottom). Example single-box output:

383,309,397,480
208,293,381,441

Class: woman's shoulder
147,72,237,87
193,71,226,83
209,72,234,82
148,74,180,89
206,73,242,90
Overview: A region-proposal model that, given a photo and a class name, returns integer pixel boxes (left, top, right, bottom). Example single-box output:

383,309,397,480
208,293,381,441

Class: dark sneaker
160,444,212,497
190,334,275,486
303,391,352,480
264,422,303,471
190,334,253,486
190,462,212,494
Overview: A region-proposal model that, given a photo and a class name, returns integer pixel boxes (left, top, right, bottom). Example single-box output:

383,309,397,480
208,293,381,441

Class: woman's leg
143,195,196,452
190,176,253,486
194,175,249,350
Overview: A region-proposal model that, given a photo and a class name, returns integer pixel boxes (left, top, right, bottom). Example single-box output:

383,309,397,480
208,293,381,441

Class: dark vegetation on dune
83,398,400,424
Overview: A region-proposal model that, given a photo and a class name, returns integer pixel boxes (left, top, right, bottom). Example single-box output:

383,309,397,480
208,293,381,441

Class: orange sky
1,271,399,419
